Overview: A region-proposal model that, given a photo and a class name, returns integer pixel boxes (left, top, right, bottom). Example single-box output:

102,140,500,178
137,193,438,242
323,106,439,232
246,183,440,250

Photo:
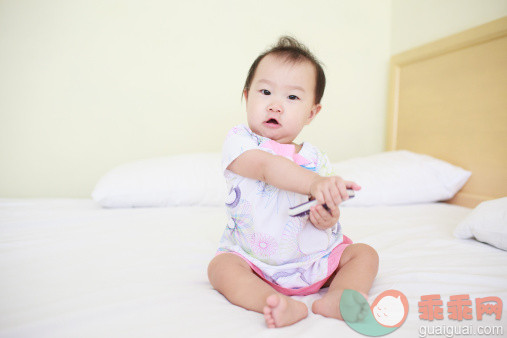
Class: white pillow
92,153,226,208
334,151,471,206
454,197,507,251
92,150,470,208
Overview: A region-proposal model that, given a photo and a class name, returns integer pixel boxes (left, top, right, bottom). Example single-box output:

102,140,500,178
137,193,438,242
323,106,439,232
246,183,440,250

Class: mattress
1,199,506,337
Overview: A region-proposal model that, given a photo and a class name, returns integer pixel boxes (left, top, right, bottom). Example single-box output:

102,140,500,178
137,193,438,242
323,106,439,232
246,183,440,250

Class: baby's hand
309,175,360,211
309,204,340,230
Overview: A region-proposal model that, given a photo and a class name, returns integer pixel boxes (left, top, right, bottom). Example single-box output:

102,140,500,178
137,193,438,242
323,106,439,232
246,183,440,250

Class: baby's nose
267,103,282,113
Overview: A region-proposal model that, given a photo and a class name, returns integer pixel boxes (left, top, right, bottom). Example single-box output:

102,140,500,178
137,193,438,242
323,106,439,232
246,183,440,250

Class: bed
1,18,506,338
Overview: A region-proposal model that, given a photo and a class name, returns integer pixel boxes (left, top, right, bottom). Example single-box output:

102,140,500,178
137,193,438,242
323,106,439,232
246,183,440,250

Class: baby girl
208,36,378,328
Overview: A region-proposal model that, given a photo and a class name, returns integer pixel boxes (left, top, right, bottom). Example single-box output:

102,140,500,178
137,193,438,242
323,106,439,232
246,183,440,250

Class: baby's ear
306,104,321,124
243,89,249,101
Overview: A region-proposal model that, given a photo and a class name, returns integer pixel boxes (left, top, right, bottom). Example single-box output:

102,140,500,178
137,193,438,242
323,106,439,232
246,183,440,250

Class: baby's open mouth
266,118,279,125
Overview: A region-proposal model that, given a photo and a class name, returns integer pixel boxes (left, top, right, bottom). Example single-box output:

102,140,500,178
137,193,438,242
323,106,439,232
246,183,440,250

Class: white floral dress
217,124,348,290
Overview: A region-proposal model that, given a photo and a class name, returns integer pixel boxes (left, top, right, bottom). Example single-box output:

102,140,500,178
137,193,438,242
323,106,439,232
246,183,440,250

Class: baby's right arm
227,149,359,211
227,149,317,195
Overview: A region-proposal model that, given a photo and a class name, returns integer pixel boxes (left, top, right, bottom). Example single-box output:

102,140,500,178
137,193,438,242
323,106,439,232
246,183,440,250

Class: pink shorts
217,235,352,296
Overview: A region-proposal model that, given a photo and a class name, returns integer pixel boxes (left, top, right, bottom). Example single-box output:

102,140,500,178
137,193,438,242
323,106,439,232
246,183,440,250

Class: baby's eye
288,95,299,100
261,89,271,95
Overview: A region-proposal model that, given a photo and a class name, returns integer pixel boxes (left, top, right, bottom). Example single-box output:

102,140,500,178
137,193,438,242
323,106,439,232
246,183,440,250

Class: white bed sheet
1,199,506,337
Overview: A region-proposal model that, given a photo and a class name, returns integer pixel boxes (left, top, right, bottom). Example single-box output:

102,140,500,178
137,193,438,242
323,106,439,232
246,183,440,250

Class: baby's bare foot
312,290,369,321
263,294,308,328
312,290,344,320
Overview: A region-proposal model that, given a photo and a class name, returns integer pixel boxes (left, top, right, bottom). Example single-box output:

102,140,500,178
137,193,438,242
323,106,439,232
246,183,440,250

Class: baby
208,36,379,328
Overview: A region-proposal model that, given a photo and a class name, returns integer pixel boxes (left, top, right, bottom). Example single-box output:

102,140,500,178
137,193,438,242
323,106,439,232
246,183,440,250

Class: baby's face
245,54,321,144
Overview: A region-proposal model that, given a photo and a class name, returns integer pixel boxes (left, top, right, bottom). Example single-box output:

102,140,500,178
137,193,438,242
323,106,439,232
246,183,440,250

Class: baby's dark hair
243,36,326,104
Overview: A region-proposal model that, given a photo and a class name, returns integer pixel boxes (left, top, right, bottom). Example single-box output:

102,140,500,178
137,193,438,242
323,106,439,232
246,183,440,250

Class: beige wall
391,0,507,54
1,0,505,198
0,0,391,197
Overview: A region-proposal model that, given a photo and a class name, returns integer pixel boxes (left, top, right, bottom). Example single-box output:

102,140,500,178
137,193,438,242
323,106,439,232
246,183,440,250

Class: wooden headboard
386,17,507,208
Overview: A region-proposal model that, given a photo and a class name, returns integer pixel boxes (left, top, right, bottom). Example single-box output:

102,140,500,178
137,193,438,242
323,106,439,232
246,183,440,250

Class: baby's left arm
307,149,356,230
309,200,340,230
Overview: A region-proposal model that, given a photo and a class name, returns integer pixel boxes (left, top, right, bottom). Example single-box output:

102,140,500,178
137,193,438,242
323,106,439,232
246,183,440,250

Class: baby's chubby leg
208,253,308,328
312,243,379,320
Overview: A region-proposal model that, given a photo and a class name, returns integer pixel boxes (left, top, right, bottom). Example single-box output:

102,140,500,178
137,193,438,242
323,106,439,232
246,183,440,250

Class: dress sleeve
221,125,261,175
315,148,336,177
